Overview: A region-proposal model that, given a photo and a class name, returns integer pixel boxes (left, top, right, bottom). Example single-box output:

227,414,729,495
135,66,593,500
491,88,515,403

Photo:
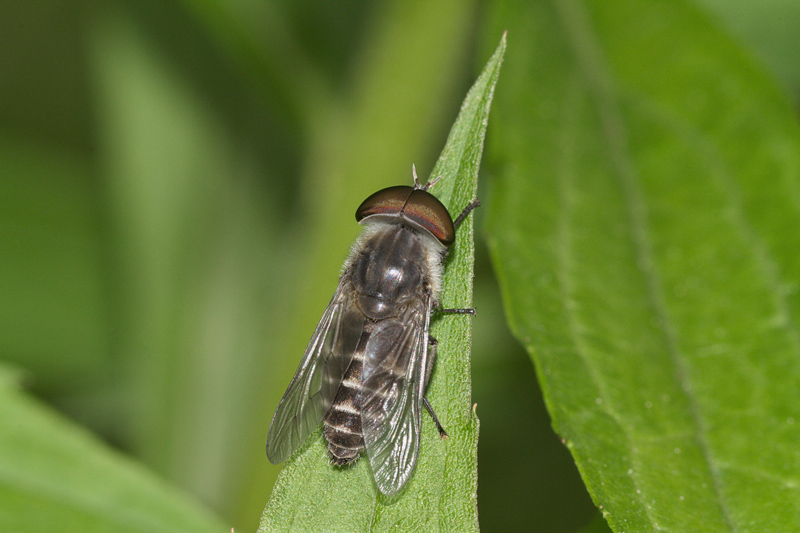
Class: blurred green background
1,1,798,532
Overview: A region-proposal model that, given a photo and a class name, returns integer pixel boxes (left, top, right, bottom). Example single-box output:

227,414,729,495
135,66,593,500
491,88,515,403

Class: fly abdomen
323,343,366,465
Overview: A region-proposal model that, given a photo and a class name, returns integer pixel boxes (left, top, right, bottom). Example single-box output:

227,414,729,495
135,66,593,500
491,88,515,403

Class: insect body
266,168,478,496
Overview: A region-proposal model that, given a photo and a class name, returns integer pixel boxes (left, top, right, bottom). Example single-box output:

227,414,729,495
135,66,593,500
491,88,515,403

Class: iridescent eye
402,189,455,246
356,186,456,246
355,186,414,221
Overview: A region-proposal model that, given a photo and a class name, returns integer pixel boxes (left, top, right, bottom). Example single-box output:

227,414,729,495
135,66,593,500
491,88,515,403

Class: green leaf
90,11,275,494
0,365,227,532
0,141,108,391
89,14,292,526
485,0,800,531
695,0,800,92
258,34,505,533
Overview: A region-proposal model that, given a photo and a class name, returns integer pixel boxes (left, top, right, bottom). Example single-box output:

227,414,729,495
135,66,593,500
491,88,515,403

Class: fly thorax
351,224,428,320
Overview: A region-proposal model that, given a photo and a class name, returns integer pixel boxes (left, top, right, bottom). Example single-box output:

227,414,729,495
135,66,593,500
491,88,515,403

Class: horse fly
266,167,479,496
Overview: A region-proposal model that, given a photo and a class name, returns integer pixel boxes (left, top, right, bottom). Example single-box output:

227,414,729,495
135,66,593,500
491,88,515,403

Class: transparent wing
360,296,433,496
266,280,363,464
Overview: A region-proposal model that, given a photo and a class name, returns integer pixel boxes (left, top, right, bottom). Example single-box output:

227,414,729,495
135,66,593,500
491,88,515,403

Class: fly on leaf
266,167,478,496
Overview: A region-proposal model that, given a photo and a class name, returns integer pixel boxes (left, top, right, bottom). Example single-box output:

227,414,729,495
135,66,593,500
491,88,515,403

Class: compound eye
404,189,455,246
356,186,414,222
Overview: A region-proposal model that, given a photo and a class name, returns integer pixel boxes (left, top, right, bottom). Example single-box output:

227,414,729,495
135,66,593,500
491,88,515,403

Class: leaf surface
0,366,227,532
484,0,800,530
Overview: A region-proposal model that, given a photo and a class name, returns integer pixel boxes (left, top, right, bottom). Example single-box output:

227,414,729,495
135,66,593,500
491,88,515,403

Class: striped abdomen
323,335,367,465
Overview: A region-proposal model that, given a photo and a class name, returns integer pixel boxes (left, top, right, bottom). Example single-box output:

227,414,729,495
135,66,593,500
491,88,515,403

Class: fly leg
423,305,477,439
438,307,476,316
453,199,480,229
423,335,449,439
423,396,448,440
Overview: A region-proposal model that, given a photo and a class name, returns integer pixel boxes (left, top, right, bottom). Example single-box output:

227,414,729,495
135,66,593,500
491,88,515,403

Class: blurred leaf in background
0,364,227,532
2,0,800,532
